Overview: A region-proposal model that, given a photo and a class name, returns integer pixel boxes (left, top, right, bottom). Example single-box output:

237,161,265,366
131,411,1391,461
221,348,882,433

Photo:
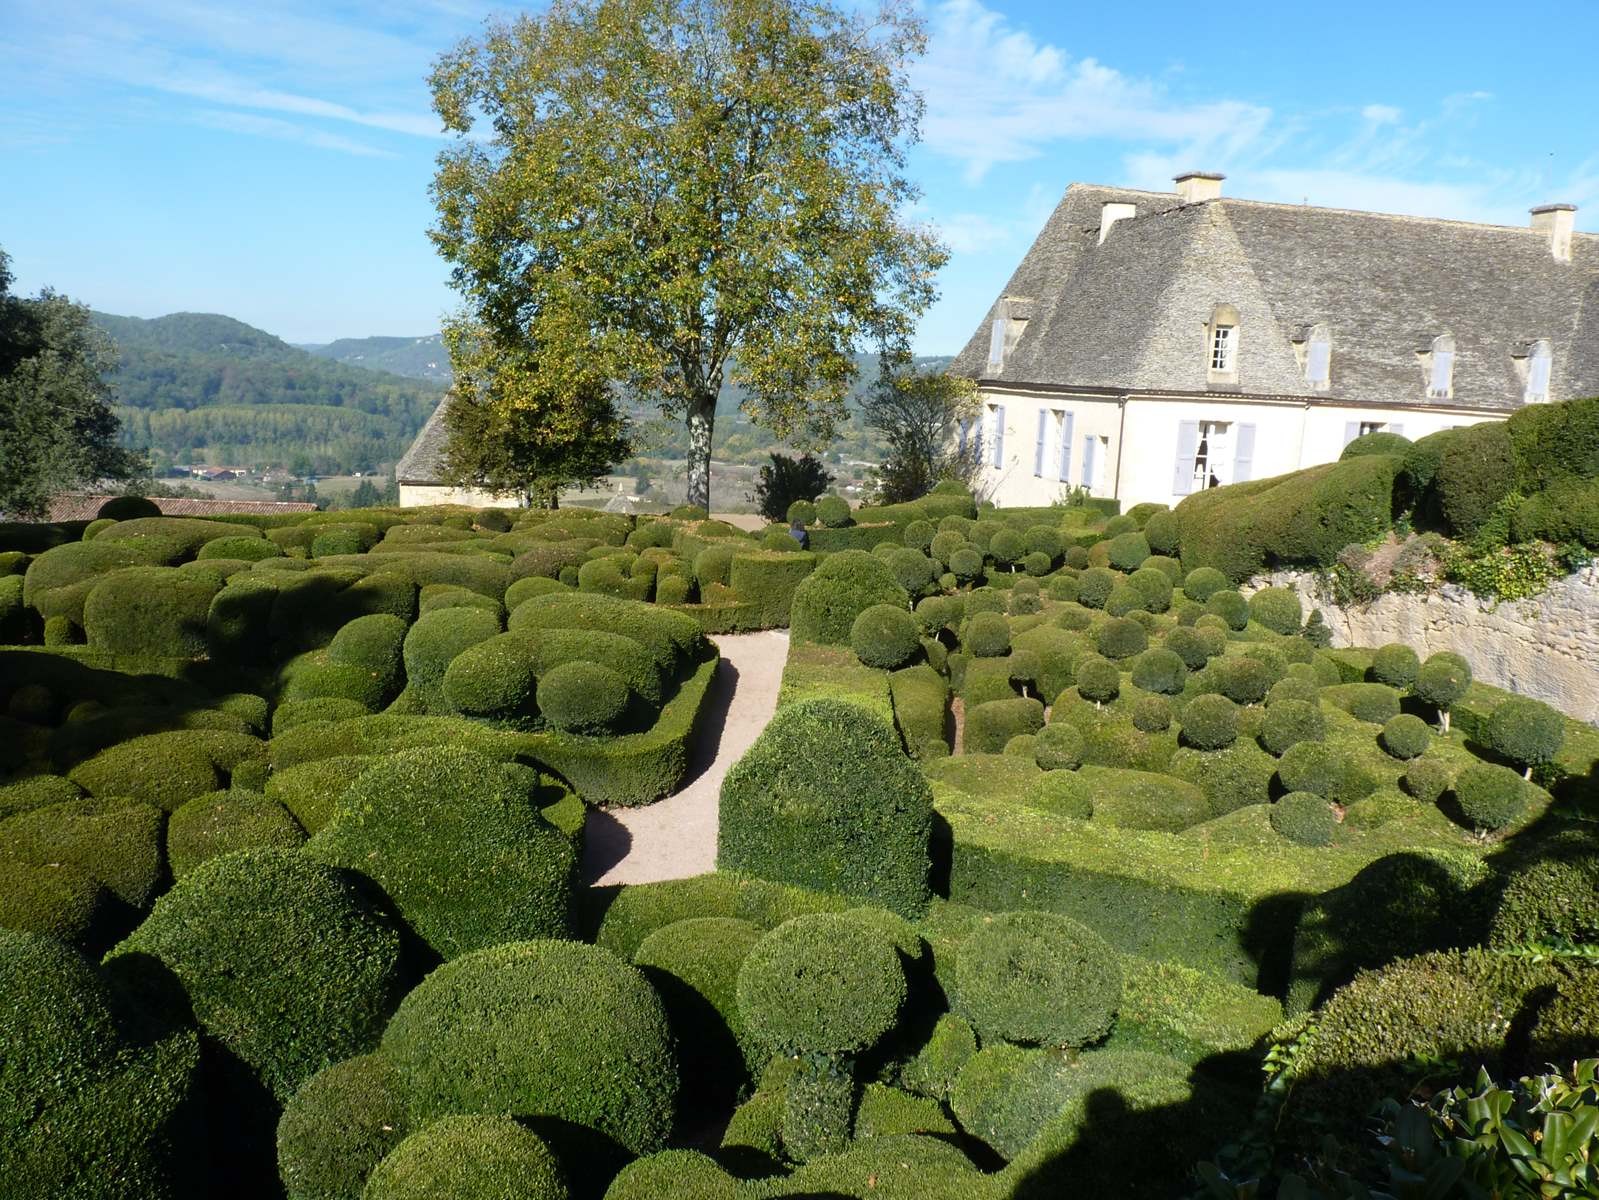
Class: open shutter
1233,423,1256,482
1057,412,1075,482
1033,409,1047,476
1343,422,1361,448
992,406,1006,468
1082,435,1098,492
1172,421,1200,496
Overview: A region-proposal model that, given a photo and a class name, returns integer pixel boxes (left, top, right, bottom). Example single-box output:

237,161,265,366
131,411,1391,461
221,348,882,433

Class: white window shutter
1082,435,1097,492
987,318,1006,369
1343,422,1361,447
1233,423,1256,482
1033,409,1047,476
1306,338,1331,384
1057,412,1074,482
1172,421,1200,496
992,406,1006,468
1526,350,1552,401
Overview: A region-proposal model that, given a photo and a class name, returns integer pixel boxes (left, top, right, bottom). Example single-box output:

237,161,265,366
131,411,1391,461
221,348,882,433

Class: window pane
1307,339,1330,382
1527,351,1552,400
1430,350,1454,396
987,318,1006,366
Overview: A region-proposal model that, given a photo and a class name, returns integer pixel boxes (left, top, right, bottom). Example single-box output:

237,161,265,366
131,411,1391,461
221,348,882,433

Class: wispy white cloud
161,76,440,138
1361,104,1402,124
916,0,1273,183
190,109,398,158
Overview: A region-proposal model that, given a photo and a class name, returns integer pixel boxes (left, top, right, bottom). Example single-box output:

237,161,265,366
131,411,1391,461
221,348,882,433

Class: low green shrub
1126,567,1173,612
1276,741,1377,805
1183,567,1228,603
1421,421,1518,537
718,699,933,917
1204,589,1249,630
965,697,1045,755
1076,567,1118,609
167,788,304,878
109,848,403,1103
362,1115,567,1200
604,1149,735,1200
0,858,110,950
851,604,922,670
326,613,407,705
538,660,634,734
963,610,1011,657
1369,642,1421,688
1454,762,1528,831
953,910,1121,1048
1415,651,1472,730
1144,510,1179,554
1074,655,1121,705
381,939,676,1158
1402,756,1454,804
1269,792,1337,846
1034,723,1084,772
1322,681,1403,723
69,728,264,810
1380,713,1433,759
1095,617,1148,660
1488,833,1599,950
276,1053,411,1200
1247,587,1302,634
1131,695,1173,733
789,550,908,645
1258,698,1326,756
1129,647,1186,695
1484,696,1565,773
1179,694,1239,750
1106,532,1151,571
816,495,852,528
308,747,576,959
82,566,220,657
736,913,905,1055
1163,626,1210,671
889,664,948,760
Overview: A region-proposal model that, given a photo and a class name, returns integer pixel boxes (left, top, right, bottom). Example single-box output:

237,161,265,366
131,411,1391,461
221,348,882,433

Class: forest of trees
92,311,443,473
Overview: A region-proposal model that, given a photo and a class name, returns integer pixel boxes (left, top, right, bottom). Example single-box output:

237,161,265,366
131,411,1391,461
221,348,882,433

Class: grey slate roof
952,183,1599,411
395,397,451,484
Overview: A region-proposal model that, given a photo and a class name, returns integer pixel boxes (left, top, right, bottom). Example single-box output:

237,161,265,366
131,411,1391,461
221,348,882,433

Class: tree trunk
685,393,715,512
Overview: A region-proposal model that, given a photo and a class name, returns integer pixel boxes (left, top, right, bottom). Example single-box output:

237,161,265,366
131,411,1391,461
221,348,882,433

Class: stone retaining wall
1251,567,1599,724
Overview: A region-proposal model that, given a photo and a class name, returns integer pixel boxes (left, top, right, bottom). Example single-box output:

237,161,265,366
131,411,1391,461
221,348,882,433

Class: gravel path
582,629,790,886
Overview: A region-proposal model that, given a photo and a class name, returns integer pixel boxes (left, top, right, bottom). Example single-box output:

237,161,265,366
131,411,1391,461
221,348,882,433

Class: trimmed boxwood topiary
537,660,634,735
1,796,166,910
1182,567,1228,603
1369,643,1421,688
276,1053,411,1200
1415,652,1472,731
1325,682,1402,724
0,860,110,950
1277,741,1377,805
1454,762,1528,831
604,1150,735,1200
736,913,906,1056
1162,626,1210,671
1267,677,1321,707
965,697,1046,755
362,1115,567,1200
0,929,205,1199
1488,836,1599,951
1247,587,1302,635
1143,510,1179,555
1074,655,1120,705
441,632,541,726
1402,757,1453,804
1034,722,1084,772
1204,589,1249,631
402,607,502,709
815,495,852,528
1179,694,1239,750
83,566,221,657
719,699,933,917
1076,567,1118,609
1380,713,1433,760
1485,696,1565,774
1102,584,1148,617
1126,566,1173,612
963,610,1011,657
789,550,908,645
96,494,162,520
167,788,304,878
989,528,1025,568
1129,647,1186,695
1270,792,1337,846
1131,695,1173,734
884,547,936,597
851,604,923,670
308,747,576,960
109,848,403,1103
1105,532,1151,571
1095,617,1148,660
381,939,677,1158
1258,699,1326,757
953,911,1122,1049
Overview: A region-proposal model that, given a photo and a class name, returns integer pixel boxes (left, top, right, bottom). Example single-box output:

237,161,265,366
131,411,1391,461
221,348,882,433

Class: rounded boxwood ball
1277,742,1376,805
789,550,909,644
1131,695,1173,733
167,788,305,878
1259,699,1326,757
902,519,935,552
787,499,817,527
382,940,677,1157
1034,723,1084,772
442,633,539,725
953,911,1122,1048
851,604,922,670
1485,696,1565,771
1163,626,1210,671
885,548,937,597
1370,643,1421,689
1270,792,1337,847
1454,763,1528,832
1074,655,1120,705
1103,584,1148,618
947,546,984,582
989,528,1025,566
537,660,632,734
96,494,162,520
1127,567,1173,612
1208,655,1273,705
1415,652,1472,714
1095,617,1148,660
109,849,402,1103
1380,713,1433,760
1205,589,1249,631
1129,647,1186,695
815,496,851,528
1180,694,1239,750
1267,677,1321,707
1248,587,1302,635
604,1149,735,1200
964,610,1011,658
362,1115,567,1200
1183,567,1229,603
276,1053,410,1200
1076,567,1117,609
1402,757,1453,804
736,913,906,1056
1105,532,1150,571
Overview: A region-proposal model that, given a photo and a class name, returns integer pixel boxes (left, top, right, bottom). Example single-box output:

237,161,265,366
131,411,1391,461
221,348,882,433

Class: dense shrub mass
953,911,1122,1048
719,699,933,917
1484,696,1565,772
381,939,677,1158
276,1053,411,1200
1270,792,1337,846
850,604,922,670
789,551,908,644
1369,642,1420,689
167,788,305,877
538,660,635,734
1179,694,1239,750
1379,713,1433,760
1258,699,1325,756
362,1115,568,1200
1454,762,1528,831
1246,587,1301,634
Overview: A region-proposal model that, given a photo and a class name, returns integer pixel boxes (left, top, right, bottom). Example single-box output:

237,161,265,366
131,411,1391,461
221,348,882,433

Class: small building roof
396,398,451,485
39,495,319,522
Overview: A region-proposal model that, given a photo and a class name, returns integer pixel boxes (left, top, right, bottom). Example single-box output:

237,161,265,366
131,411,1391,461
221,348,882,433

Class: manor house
951,174,1597,509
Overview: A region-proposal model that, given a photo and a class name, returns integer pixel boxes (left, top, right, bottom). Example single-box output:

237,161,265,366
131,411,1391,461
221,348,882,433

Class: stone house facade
950,174,1598,509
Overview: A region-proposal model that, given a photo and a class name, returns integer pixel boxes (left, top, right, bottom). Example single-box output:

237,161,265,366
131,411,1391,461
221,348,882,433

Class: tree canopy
0,249,142,517
428,0,946,510
862,361,979,503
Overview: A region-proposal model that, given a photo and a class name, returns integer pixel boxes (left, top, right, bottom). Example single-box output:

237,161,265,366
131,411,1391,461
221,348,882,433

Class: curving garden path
581,629,790,886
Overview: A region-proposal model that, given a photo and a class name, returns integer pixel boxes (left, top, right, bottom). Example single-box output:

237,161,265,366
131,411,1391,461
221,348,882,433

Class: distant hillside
93,312,446,475
298,333,453,383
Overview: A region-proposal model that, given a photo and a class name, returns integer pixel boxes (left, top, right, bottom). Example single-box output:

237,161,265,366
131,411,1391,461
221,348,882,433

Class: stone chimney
1174,172,1225,204
1099,201,1136,244
1530,204,1577,262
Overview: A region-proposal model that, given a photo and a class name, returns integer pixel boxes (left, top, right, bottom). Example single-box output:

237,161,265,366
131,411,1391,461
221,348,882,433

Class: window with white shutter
1056,411,1074,483
1033,409,1047,476
1427,335,1455,398
1525,340,1553,403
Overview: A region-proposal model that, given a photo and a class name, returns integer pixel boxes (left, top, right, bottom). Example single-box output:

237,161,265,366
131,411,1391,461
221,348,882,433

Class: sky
3,0,1596,355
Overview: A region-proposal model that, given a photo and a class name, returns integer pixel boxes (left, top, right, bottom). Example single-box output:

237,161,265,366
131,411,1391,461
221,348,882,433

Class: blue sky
3,0,1595,354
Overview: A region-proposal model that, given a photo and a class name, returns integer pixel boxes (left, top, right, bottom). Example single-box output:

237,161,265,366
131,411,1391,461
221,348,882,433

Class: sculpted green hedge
363,1115,568,1200
789,550,908,644
953,911,1122,1049
276,1053,411,1200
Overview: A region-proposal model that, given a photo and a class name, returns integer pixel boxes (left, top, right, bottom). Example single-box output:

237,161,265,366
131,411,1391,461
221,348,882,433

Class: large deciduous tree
428,0,945,511
862,362,979,503
0,248,141,517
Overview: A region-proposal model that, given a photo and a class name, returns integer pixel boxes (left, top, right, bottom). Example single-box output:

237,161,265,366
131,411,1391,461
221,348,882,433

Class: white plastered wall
398,484,523,509
973,389,1122,507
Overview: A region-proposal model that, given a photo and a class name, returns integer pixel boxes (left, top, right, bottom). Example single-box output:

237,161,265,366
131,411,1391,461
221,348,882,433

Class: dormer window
1523,339,1553,403
1426,334,1455,399
986,318,1006,371
985,304,1028,374
1304,325,1331,389
1206,304,1240,383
